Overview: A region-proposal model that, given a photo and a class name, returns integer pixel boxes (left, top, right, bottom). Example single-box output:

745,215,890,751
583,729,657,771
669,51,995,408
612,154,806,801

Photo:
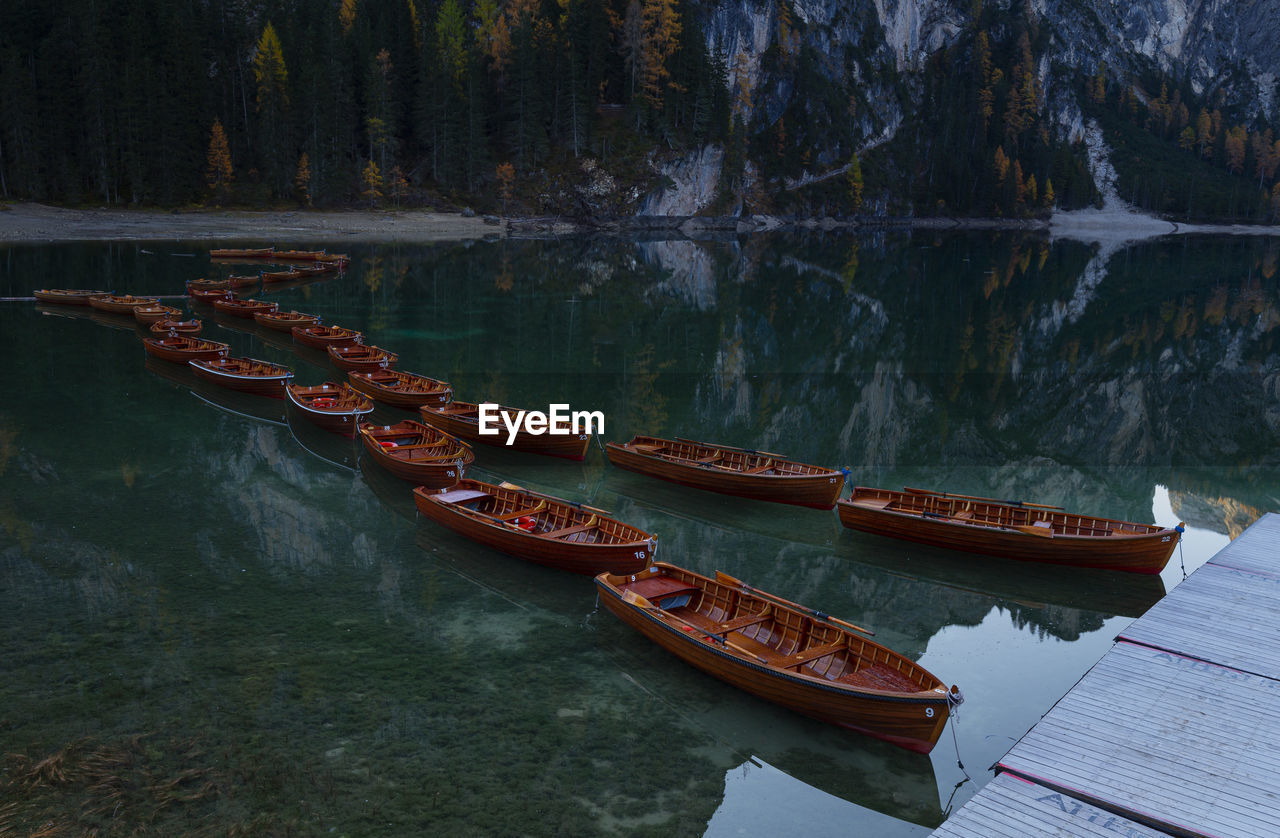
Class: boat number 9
925,707,935,718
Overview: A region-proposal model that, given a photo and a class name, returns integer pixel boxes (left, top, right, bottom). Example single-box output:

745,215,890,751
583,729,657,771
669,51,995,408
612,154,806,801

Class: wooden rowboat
189,288,237,305
261,268,306,283
418,400,592,460
348,369,452,408
255,310,320,332
225,274,262,289
189,356,294,398
88,294,160,314
286,382,373,436
141,335,230,363
837,487,1183,574
596,562,962,753
210,247,275,259
150,318,202,335
186,278,233,292
605,436,845,509
213,298,278,319
292,325,363,349
413,479,655,575
33,289,112,305
327,343,398,371
133,303,183,324
357,420,473,487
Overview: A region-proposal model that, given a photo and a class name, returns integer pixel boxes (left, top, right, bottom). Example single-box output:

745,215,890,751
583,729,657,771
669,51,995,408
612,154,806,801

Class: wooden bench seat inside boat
437,488,491,505
494,502,545,521
742,460,774,475
695,451,722,464
717,609,773,633
854,497,894,510
630,576,699,608
840,663,922,692
783,642,848,668
630,443,662,454
542,517,598,539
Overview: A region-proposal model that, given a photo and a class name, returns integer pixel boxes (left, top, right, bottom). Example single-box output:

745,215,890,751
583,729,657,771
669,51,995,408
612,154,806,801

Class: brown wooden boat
413,479,655,575
141,334,230,363
837,487,1183,574
255,310,321,332
273,249,327,261
213,297,278,319
606,436,845,509
189,356,294,397
596,562,962,753
33,289,112,305
189,288,237,305
88,294,160,314
149,318,203,335
357,420,474,487
314,253,349,267
347,368,452,408
292,325,363,349
210,247,275,259
186,278,233,292
327,343,398,371
225,274,261,288
133,303,183,324
285,382,373,435
261,268,306,283
418,400,592,460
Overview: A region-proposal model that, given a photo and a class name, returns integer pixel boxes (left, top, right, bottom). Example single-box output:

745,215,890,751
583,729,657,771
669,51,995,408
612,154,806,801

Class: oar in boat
674,437,786,459
903,486,1064,511
497,481,612,516
623,591,770,663
714,571,875,636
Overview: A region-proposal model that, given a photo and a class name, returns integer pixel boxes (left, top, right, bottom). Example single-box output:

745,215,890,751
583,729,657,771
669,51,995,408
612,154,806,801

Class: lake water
1,232,1277,836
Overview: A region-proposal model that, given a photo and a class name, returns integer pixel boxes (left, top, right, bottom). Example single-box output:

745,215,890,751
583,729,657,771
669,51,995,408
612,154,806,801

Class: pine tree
637,0,681,112
205,119,233,205
252,23,290,196
846,153,863,211
1042,177,1055,208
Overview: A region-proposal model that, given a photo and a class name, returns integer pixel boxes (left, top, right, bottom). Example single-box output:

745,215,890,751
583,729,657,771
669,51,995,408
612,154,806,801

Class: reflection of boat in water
144,354,201,389
358,455,420,521
599,467,843,549
287,411,358,471
838,527,1167,619
190,378,288,426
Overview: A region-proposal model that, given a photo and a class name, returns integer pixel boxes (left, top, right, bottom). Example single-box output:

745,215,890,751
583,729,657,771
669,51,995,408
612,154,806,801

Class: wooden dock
932,512,1280,838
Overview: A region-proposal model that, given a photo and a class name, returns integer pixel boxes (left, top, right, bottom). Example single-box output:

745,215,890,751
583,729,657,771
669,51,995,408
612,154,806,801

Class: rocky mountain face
647,0,1280,215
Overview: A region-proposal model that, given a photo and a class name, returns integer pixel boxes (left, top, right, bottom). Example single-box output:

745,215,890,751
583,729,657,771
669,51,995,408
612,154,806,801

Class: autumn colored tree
205,118,233,205
340,0,358,34
294,152,311,206
637,0,681,112
1042,177,1055,208
495,161,515,214
1225,125,1247,174
361,159,384,203
387,165,409,206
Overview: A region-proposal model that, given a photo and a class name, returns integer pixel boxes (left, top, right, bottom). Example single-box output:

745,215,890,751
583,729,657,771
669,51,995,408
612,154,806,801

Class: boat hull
89,295,159,314
255,311,320,332
286,384,373,436
292,326,363,349
836,491,1179,574
141,337,229,363
190,358,293,398
413,483,653,575
605,442,844,509
34,289,112,305
595,570,952,753
348,370,452,408
357,422,472,487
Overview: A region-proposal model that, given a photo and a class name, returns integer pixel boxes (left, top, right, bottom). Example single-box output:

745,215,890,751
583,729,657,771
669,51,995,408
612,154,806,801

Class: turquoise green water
1,233,1277,836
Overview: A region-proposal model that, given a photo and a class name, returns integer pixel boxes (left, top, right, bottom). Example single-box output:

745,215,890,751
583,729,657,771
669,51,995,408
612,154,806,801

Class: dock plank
930,773,1167,838
998,641,1280,837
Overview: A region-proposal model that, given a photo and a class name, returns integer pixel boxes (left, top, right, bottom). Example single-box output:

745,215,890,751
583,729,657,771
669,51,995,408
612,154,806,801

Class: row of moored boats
33,256,1183,755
